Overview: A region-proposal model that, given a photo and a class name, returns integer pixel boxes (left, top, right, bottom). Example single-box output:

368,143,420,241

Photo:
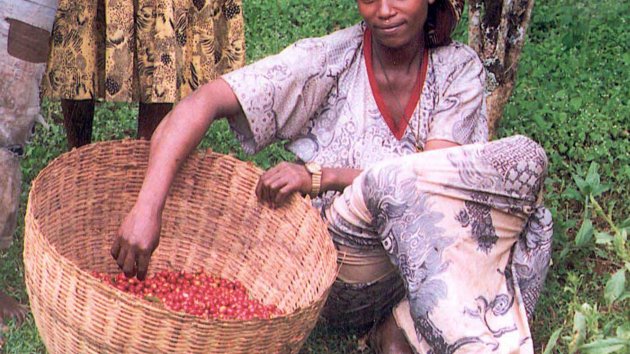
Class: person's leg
319,274,411,354
320,271,405,332
137,102,172,140
321,193,410,352
369,312,413,354
325,136,552,353
61,99,95,149
1,0,59,324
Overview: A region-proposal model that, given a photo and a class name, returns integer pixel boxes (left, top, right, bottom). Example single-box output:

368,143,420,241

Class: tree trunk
468,0,535,138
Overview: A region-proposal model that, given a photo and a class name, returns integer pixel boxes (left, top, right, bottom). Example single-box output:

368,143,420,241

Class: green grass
1,0,628,353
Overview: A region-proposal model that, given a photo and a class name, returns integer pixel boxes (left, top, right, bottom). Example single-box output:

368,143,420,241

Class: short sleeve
222,37,337,154
427,45,488,145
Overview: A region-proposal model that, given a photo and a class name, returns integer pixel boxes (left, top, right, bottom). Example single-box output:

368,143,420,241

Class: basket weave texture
24,140,337,354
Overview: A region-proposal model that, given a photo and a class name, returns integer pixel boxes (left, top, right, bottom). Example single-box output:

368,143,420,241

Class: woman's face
357,0,435,49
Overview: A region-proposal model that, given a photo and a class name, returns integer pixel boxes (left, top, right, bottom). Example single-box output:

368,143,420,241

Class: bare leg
0,291,28,325
61,99,95,149
370,313,413,354
137,102,172,140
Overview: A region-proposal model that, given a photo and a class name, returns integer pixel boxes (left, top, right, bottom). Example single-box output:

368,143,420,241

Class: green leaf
613,229,628,259
570,97,583,111
575,219,594,247
595,232,614,245
543,327,563,354
563,187,585,202
560,246,572,260
604,269,626,306
573,174,589,194
579,338,629,354
533,115,548,129
585,162,601,188
591,183,610,198
569,311,587,353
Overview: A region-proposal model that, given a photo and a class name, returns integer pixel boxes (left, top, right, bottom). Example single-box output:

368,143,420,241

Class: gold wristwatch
304,162,322,198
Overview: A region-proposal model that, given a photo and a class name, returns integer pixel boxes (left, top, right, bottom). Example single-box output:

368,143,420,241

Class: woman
42,0,246,148
111,0,552,352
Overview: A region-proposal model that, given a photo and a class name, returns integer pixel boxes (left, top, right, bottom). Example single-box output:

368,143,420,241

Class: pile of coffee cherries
91,269,283,320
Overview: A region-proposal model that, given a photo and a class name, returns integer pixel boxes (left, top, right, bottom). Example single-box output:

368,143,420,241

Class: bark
468,0,535,137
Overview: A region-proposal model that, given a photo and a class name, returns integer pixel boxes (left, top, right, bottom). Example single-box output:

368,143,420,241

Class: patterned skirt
41,0,245,103
321,135,553,353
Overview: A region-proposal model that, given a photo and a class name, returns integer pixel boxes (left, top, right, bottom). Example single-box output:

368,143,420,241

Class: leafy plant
539,164,629,354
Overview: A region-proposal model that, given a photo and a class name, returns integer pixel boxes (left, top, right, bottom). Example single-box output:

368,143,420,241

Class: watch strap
310,169,321,198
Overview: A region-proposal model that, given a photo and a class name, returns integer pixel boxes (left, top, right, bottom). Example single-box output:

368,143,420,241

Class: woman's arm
256,140,458,208
111,78,241,279
255,163,362,209
321,140,458,194
135,79,241,212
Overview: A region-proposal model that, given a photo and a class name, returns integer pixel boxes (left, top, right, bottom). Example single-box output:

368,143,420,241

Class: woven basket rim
27,139,337,324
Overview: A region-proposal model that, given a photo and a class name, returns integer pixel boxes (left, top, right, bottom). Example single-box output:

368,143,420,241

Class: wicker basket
24,140,338,354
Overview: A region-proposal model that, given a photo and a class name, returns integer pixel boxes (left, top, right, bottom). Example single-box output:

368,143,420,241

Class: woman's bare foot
369,313,413,354
0,291,28,325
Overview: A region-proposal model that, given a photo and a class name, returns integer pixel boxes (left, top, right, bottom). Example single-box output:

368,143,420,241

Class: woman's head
357,0,463,49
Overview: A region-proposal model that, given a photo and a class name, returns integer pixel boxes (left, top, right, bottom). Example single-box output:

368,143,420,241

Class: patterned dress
328,135,553,353
42,0,245,103
221,21,552,353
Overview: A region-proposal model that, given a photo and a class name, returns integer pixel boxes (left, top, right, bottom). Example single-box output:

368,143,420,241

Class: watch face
305,162,321,174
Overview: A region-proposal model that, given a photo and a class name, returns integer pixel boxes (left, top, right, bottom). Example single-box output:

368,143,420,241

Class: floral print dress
42,0,245,103
328,135,553,353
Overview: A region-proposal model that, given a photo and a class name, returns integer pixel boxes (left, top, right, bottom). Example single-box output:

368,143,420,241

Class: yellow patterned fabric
42,0,245,103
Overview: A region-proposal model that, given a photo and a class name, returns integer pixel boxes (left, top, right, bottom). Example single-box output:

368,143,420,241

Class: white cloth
1,0,58,32
331,136,553,353
223,22,487,162
222,22,488,212
0,0,58,147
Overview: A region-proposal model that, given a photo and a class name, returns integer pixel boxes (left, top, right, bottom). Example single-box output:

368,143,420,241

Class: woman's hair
425,0,459,48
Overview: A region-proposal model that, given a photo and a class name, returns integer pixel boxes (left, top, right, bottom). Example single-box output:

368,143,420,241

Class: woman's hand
110,204,162,280
255,162,311,208
109,78,242,278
